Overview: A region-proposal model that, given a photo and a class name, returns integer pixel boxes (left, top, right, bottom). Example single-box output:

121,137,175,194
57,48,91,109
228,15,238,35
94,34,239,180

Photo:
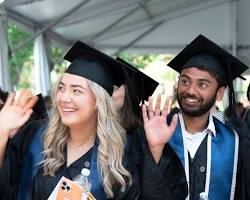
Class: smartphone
56,177,83,200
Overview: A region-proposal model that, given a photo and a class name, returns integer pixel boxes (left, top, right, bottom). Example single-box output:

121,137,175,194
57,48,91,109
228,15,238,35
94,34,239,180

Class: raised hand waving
142,95,178,163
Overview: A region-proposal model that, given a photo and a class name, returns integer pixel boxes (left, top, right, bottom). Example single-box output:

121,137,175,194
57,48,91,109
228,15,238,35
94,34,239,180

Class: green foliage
161,70,176,81
50,46,67,74
8,22,33,89
7,22,67,89
118,52,157,69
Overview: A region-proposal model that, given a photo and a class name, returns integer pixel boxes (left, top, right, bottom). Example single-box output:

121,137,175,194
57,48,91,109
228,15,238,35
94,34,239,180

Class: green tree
50,46,67,74
7,22,67,89
8,22,33,89
118,52,157,69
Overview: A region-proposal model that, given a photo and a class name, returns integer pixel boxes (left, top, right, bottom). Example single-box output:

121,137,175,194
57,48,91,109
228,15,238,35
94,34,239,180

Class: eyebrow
180,74,190,79
59,81,86,89
198,79,211,84
180,74,212,84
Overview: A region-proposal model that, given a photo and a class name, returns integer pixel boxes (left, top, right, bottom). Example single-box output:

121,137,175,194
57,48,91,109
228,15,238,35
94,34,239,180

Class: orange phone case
56,177,83,200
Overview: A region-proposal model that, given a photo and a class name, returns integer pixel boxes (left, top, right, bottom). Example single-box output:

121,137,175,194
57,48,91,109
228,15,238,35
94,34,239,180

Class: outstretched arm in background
0,90,38,167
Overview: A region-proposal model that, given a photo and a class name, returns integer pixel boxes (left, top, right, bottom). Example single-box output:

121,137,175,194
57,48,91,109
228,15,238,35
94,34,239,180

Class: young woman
32,45,140,199
0,42,139,200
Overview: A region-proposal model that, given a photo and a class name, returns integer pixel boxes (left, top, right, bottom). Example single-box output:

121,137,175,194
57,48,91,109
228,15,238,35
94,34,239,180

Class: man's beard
177,92,217,117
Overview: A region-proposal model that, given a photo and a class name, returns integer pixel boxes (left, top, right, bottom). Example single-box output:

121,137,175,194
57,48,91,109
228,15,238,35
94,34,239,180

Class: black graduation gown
132,127,188,200
0,119,47,200
234,136,250,200
33,135,140,200
188,136,207,200
33,147,93,200
0,95,48,200
240,109,250,139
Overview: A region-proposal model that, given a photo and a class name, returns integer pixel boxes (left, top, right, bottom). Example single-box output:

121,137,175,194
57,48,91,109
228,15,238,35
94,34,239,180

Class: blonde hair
41,76,131,198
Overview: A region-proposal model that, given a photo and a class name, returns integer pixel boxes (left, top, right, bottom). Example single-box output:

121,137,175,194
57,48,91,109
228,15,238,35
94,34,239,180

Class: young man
142,34,248,200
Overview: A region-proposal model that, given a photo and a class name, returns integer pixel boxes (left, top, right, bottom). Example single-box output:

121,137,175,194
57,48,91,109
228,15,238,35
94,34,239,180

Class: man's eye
199,82,208,88
181,79,189,85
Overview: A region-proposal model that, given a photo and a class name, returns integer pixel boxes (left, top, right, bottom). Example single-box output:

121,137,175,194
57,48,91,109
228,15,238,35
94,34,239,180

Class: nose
186,83,197,95
60,90,72,103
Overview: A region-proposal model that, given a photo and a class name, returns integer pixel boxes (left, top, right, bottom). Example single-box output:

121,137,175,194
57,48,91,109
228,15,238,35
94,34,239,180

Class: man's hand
142,95,178,163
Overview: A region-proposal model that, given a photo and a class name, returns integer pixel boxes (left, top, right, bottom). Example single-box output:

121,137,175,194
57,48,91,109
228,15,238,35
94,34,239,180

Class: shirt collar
207,113,216,136
178,112,216,137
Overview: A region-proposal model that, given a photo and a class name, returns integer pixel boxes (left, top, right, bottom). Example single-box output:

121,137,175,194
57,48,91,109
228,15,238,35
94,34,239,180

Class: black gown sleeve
112,156,140,200
131,127,188,200
111,131,140,200
235,136,250,200
0,95,51,200
0,119,47,200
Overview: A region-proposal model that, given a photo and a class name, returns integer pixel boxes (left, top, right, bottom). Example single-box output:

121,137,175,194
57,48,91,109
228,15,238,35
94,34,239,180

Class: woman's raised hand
0,90,38,139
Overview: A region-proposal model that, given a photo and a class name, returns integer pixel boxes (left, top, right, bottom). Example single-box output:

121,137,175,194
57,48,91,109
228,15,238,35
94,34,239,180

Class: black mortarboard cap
116,57,159,102
64,41,126,96
168,34,249,84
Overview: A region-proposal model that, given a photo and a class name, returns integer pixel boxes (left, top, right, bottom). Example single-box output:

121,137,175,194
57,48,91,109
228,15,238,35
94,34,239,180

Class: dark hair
119,85,142,131
202,68,236,117
236,102,243,108
0,88,8,103
43,95,52,102
247,83,250,101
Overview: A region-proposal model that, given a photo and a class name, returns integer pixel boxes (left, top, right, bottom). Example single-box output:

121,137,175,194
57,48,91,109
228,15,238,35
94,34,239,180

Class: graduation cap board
64,41,127,96
168,34,249,84
116,57,159,103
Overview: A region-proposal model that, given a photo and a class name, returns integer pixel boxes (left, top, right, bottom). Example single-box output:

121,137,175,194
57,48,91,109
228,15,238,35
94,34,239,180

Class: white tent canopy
34,34,50,96
0,8,11,91
0,0,250,93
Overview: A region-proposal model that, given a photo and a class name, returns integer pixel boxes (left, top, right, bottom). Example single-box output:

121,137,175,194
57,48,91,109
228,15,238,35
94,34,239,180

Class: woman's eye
58,86,64,91
113,85,119,91
73,89,81,94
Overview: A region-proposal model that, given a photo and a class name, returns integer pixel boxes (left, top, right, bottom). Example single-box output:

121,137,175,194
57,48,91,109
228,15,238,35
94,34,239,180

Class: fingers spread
23,95,39,111
154,95,161,116
169,113,178,132
161,99,170,117
148,96,154,119
16,90,33,107
142,104,149,123
14,109,33,131
5,93,15,107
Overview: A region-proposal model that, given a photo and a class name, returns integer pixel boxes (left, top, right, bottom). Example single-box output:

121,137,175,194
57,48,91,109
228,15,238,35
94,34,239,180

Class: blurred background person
43,95,53,118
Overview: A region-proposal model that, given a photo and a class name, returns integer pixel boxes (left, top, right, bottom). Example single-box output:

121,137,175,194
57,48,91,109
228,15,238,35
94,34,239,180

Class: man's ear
216,86,225,101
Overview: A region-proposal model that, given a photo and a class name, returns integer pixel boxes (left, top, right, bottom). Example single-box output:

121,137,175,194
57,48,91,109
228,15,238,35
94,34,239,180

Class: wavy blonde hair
41,76,131,198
